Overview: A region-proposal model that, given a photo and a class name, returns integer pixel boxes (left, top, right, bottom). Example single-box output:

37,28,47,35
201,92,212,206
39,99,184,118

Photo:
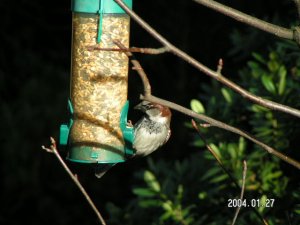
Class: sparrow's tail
94,163,116,179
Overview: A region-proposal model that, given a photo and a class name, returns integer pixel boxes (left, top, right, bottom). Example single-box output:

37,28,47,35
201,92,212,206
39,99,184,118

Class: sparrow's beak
134,101,150,112
134,102,146,112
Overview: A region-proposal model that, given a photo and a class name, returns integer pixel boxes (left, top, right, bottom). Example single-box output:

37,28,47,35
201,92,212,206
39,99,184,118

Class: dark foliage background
0,0,298,224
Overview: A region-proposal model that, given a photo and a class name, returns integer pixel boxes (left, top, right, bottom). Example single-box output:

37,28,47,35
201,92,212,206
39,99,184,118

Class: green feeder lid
72,0,132,14
72,0,133,43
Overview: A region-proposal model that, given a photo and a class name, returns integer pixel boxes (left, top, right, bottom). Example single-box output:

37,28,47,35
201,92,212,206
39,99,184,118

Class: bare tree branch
145,94,300,170
191,119,237,187
114,0,300,118
114,42,300,170
231,160,247,225
193,0,293,40
42,137,107,225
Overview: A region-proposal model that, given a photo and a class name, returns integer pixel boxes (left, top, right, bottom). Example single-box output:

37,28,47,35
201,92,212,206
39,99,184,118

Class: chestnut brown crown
134,101,172,126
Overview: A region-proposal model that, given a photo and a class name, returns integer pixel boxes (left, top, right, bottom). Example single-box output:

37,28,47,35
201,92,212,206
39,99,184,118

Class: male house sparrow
95,101,171,178
133,101,171,157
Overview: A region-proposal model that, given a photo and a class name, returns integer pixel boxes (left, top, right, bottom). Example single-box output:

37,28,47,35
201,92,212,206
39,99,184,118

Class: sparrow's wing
94,163,116,179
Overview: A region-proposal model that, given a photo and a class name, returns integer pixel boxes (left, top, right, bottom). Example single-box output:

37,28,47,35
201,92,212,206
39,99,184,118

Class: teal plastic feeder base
67,145,126,163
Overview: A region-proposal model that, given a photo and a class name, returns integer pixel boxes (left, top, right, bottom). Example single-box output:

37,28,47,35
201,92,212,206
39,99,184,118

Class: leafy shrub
106,40,300,225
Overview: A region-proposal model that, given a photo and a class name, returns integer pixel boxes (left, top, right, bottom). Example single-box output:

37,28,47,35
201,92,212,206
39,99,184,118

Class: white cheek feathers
133,112,171,156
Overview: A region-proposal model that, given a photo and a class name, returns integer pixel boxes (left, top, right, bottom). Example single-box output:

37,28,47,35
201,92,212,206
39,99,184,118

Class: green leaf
259,195,267,213
261,74,276,94
190,99,205,114
176,184,184,201
247,61,260,70
144,170,161,192
278,65,287,95
251,104,269,113
193,139,205,147
295,209,300,214
184,216,195,224
209,174,228,183
255,128,273,137
221,88,232,103
162,200,173,212
267,60,279,72
265,111,273,120
252,52,266,64
139,199,161,208
252,70,261,78
198,192,208,199
201,167,221,181
160,211,172,221
133,188,156,197
269,51,277,60
265,171,282,180
238,137,246,152
227,143,237,159
209,143,221,158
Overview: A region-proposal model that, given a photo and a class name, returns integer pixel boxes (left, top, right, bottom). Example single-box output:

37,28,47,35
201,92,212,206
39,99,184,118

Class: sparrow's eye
143,103,154,110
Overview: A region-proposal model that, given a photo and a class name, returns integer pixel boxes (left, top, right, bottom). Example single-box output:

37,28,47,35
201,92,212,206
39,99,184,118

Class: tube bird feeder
60,0,134,165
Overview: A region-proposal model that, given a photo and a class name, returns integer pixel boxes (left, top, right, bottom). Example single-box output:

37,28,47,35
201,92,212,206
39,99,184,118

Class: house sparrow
95,101,171,178
133,101,171,157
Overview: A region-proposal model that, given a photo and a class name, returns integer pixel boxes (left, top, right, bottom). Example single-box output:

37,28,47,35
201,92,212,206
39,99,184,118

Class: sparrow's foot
127,120,133,127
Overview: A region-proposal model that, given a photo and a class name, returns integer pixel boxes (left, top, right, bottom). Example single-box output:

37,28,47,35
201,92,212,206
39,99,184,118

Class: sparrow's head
134,101,172,125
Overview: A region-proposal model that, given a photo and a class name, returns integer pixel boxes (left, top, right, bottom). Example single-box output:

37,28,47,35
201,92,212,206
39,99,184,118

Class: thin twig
217,58,223,75
231,160,247,225
42,137,107,225
87,46,169,55
193,0,293,40
191,120,234,178
114,0,300,118
113,40,152,96
191,120,268,225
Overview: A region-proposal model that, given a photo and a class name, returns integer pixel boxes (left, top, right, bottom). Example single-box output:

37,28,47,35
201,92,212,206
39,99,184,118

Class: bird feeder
60,0,134,165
